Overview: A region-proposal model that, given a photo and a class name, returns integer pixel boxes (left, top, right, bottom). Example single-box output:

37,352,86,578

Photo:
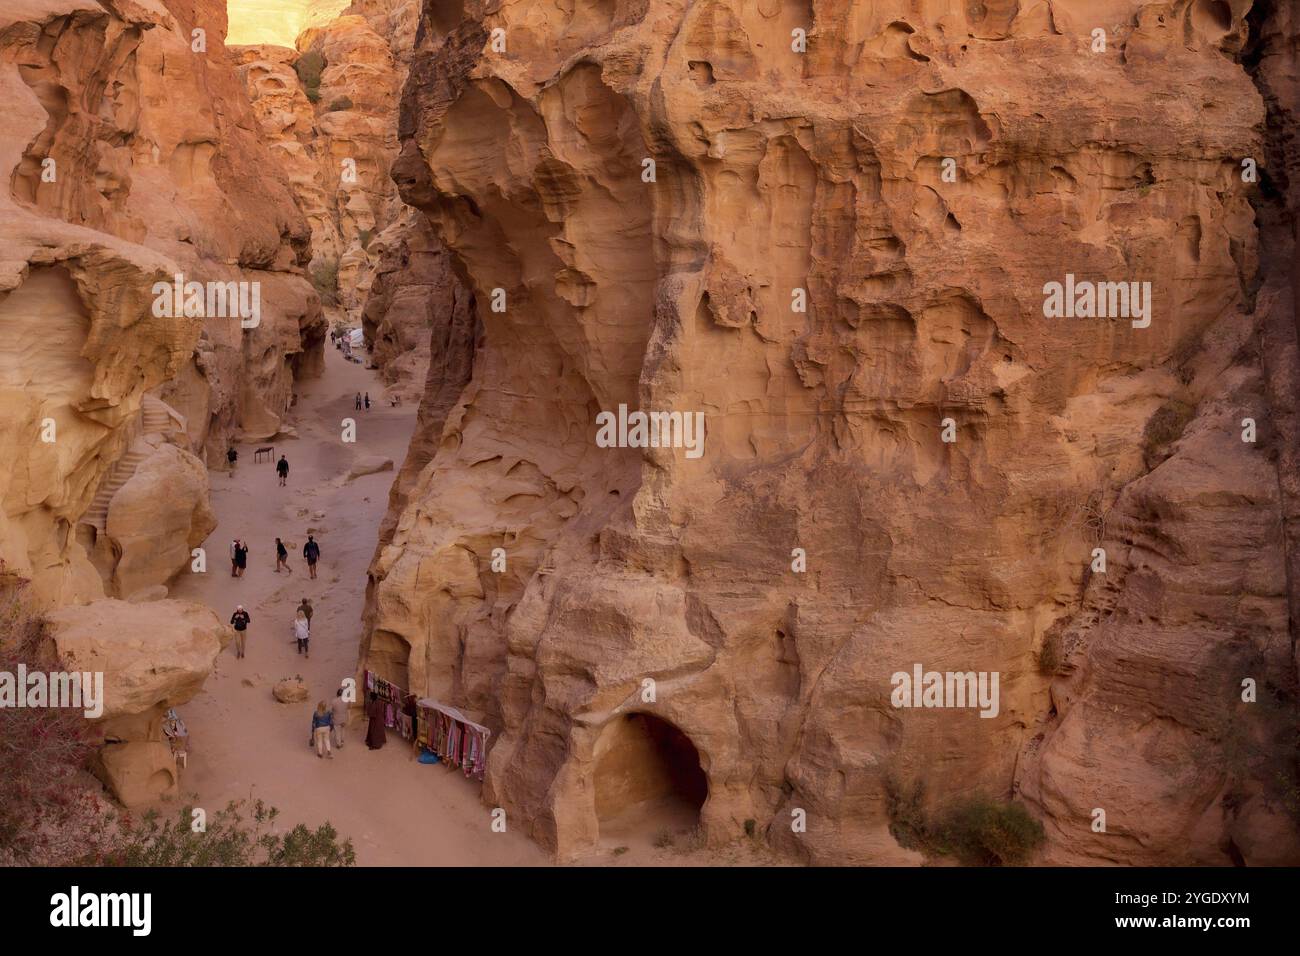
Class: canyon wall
0,0,325,802
230,0,466,398
362,0,1300,864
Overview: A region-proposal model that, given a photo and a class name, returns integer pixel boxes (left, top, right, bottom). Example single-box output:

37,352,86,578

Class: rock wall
363,0,1300,864
0,0,325,607
1,0,325,806
48,598,230,806
231,0,472,399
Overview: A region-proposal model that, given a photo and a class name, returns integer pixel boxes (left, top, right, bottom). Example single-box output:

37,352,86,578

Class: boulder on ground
347,455,393,480
273,677,309,702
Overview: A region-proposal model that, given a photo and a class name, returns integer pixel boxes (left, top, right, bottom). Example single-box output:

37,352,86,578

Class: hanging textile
416,697,491,781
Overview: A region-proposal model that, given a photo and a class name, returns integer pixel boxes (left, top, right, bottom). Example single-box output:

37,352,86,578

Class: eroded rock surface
360,0,1300,864
47,599,230,805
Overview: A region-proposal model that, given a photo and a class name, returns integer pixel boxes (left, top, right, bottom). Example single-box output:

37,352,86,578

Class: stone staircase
81,396,186,532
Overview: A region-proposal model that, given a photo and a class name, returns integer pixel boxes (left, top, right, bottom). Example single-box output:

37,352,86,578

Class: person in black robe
365,692,387,750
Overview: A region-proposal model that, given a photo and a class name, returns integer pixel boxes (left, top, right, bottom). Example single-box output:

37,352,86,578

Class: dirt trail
166,344,548,866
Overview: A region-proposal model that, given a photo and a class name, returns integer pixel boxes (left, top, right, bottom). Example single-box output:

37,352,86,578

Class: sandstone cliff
1,0,326,807
361,0,1300,864
0,0,325,607
230,0,471,397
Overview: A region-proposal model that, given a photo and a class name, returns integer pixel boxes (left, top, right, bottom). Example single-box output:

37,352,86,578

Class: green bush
1142,399,1195,460
326,96,353,112
884,775,928,850
293,50,326,102
931,796,1045,866
310,259,340,306
88,799,355,867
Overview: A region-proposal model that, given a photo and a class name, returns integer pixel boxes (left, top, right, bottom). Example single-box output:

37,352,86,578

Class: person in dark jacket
276,455,289,487
230,605,251,659
275,537,292,573
303,535,321,579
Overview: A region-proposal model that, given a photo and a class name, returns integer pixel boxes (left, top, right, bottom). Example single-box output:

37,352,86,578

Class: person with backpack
303,535,321,579
230,605,251,659
275,537,292,573
310,702,334,759
276,455,289,487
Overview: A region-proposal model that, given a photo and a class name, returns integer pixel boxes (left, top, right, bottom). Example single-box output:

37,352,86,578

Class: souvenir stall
363,669,417,741
416,698,491,781
362,670,492,780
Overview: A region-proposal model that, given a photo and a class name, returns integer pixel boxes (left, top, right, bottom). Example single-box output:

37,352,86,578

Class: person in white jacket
292,609,310,658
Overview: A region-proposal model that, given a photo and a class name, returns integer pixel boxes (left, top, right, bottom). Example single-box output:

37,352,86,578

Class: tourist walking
276,455,289,487
365,692,387,750
297,597,313,626
355,393,362,410
230,605,251,659
226,446,238,470
229,538,239,577
364,392,371,410
331,689,349,749
311,702,334,759
275,537,292,573
303,534,321,580
234,539,248,578
292,609,310,658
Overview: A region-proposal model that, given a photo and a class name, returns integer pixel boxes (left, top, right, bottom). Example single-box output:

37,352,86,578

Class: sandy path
166,344,548,866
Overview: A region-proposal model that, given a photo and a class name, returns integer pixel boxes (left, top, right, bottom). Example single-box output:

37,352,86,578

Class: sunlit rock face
359,0,1300,864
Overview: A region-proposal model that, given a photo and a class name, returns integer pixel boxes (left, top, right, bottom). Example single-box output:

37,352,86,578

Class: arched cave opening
593,713,708,841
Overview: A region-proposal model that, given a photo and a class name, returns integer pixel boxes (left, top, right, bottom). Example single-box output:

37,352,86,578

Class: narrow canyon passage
164,345,546,866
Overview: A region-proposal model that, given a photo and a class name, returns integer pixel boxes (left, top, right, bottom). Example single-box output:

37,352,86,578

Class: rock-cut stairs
81,396,186,532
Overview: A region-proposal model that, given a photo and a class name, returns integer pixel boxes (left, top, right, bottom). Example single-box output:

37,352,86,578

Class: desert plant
652,828,674,849
326,96,353,112
90,799,356,867
293,50,326,101
883,774,928,850
0,575,102,866
930,796,1045,866
1142,399,1195,463
310,259,340,306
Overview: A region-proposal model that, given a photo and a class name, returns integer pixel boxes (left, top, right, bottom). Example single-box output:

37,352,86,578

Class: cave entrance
593,713,707,842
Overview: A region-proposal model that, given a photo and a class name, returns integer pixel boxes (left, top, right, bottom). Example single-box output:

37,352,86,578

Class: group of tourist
230,534,322,579
214,388,386,765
